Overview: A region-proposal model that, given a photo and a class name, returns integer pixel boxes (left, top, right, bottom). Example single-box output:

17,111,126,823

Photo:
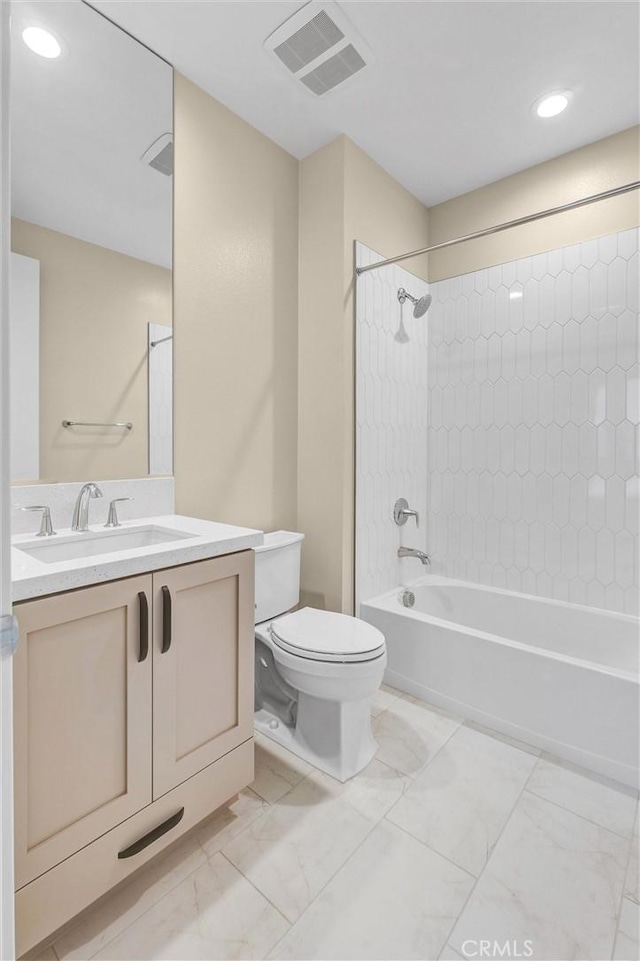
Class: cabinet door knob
117,808,184,859
138,592,149,663
161,586,172,653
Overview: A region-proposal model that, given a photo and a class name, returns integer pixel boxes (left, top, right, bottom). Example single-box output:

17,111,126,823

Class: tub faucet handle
394,498,419,527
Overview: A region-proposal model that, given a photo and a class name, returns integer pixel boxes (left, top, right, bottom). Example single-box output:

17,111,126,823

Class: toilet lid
270,607,386,663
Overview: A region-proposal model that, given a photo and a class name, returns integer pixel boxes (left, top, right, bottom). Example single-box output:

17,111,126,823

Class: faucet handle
104,497,132,529
21,506,56,537
393,498,419,527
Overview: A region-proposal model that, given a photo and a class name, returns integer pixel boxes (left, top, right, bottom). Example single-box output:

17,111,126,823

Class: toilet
253,531,387,781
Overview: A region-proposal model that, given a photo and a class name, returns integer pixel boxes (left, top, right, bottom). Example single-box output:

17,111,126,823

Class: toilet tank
253,531,304,624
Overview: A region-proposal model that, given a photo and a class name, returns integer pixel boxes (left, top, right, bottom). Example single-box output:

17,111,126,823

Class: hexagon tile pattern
356,229,639,617
355,242,430,606
149,322,173,475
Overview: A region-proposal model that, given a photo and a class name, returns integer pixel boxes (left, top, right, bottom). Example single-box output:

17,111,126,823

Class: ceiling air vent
265,1,373,96
274,10,344,73
300,44,366,95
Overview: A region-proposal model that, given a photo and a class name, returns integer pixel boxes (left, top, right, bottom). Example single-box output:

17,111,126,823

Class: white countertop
12,514,264,602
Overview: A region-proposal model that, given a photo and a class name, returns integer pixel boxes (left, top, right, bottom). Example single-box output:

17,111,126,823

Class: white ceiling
12,0,172,266
12,0,638,267
89,0,640,207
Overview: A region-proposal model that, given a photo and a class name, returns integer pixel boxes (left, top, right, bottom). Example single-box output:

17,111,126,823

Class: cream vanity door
13,576,153,888
152,552,254,798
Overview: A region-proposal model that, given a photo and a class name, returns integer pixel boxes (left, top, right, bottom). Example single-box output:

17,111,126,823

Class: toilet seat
270,607,386,663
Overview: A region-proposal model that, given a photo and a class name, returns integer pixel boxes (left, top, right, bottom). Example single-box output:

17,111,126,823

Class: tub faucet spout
398,546,431,566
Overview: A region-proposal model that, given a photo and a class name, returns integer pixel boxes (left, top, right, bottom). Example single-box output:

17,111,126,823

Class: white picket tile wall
426,229,639,615
355,243,430,606
355,229,639,616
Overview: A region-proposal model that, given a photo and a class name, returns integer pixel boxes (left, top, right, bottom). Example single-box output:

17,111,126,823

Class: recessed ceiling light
509,290,523,301
22,26,61,59
534,91,571,119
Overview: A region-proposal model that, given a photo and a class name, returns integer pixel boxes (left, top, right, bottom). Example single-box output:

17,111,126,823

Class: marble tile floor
26,686,639,961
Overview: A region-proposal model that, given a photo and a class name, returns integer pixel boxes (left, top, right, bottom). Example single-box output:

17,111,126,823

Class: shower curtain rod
354,180,640,276
150,334,173,347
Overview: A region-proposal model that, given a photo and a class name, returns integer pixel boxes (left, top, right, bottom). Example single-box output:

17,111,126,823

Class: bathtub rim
360,574,640,683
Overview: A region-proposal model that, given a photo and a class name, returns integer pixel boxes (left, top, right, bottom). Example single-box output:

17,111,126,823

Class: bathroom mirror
10,0,173,483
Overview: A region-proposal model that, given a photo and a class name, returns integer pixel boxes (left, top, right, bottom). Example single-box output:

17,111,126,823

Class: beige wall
173,74,299,534
298,136,429,612
11,218,171,482
174,73,637,616
298,138,347,611
298,127,638,612
429,126,640,281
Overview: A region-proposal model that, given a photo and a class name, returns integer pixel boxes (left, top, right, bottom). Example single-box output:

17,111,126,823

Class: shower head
397,287,432,318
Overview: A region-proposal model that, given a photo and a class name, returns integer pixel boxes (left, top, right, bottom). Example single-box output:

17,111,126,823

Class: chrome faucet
104,497,132,528
21,505,56,536
398,546,431,566
71,483,103,532
394,498,419,527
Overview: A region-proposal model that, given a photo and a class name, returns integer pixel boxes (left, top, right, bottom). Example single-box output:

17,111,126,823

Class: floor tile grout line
262,800,408,951
217,850,293,931
382,814,477,882
57,816,268,961
437,746,543,955
55,792,276,961
611,898,632,961
460,750,635,960
63,841,289,961
50,699,635,961
243,760,418,958
222,765,319,854
255,702,468,958
610,833,638,959
522,786,638,843
382,720,636,959
252,736,314,803
54,843,215,961
249,774,306,807
379,710,537,825
196,790,271,862
374,696,465,790
244,803,394,959
379,724,460,813
240,785,275,810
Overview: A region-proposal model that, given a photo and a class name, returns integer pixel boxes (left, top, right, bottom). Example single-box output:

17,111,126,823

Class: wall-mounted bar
150,334,173,348
355,181,640,276
62,420,133,431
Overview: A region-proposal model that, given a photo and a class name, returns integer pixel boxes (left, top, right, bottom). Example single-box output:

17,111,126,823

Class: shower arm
397,288,417,305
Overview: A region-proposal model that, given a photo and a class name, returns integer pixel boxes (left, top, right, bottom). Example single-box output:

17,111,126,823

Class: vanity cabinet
13,576,153,888
152,553,254,797
13,551,255,956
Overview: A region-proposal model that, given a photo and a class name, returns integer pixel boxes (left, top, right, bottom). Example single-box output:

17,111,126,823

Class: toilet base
255,693,378,782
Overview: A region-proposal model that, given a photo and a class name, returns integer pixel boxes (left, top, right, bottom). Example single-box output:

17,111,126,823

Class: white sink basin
16,525,193,565
12,513,264,602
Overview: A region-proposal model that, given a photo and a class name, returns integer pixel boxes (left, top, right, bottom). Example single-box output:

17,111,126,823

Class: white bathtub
361,576,640,788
